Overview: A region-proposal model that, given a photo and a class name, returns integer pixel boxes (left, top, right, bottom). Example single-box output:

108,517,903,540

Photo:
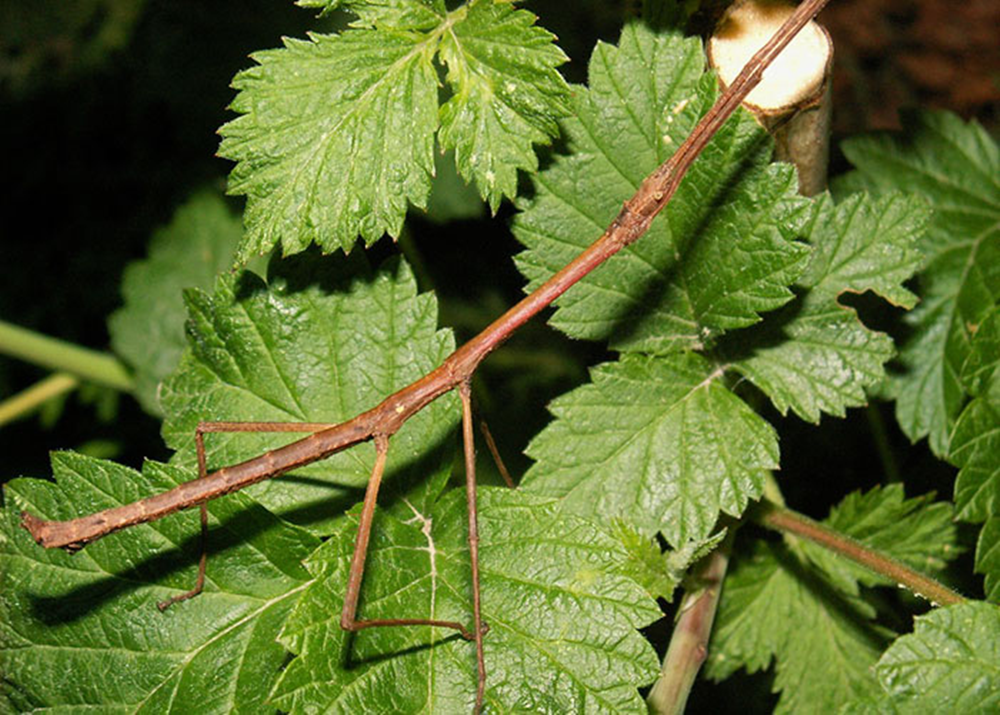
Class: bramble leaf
837,111,1000,455
874,602,1000,712
108,191,242,415
707,486,960,713
975,518,1000,603
219,1,568,261
723,193,926,422
438,1,570,210
159,252,459,535
706,541,889,714
270,488,661,713
513,22,810,355
522,353,778,545
0,453,319,713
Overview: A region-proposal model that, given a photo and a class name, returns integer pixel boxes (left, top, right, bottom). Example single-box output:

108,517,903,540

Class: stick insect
18,3,830,710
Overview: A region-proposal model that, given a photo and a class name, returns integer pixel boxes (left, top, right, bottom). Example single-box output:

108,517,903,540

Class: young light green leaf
723,192,926,422
837,111,1000,455
798,485,960,593
270,488,661,713
609,521,725,602
522,353,778,545
874,602,1000,713
220,2,568,261
0,452,319,714
438,1,570,211
108,191,242,415
159,252,459,535
706,541,890,714
513,23,811,354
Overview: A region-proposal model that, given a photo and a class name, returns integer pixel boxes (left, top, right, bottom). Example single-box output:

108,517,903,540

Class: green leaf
522,353,778,545
219,28,440,260
438,1,570,211
219,1,568,261
706,541,890,714
837,110,1000,455
609,521,726,602
874,602,1000,713
975,517,1000,603
513,23,811,354
949,392,1000,523
960,307,1000,398
0,452,319,713
159,251,459,534
723,192,926,422
108,191,242,415
270,488,661,713
708,486,959,713
798,485,960,592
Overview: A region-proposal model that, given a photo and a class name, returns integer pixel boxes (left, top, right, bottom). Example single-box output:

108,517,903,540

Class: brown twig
21,0,833,552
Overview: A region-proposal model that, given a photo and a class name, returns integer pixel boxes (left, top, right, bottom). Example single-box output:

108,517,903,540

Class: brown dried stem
21,0,833,552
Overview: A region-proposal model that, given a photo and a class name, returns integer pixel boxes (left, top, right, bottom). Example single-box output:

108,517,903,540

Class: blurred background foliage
0,2,996,709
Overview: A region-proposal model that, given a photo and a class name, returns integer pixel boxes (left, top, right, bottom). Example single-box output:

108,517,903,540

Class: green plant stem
756,501,965,606
866,403,901,483
647,531,735,715
0,373,80,427
0,320,132,391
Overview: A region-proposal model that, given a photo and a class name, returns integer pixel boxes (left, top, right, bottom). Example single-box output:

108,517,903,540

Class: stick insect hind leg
156,420,338,611
339,381,489,714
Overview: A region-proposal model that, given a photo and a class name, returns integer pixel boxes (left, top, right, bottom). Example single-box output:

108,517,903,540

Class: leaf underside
837,110,1000,456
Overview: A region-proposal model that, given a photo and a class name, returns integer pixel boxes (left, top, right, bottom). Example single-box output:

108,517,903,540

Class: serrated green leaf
799,485,960,592
0,453,319,713
438,1,570,211
949,394,1000,523
219,28,440,260
960,306,1000,399
270,488,661,713
706,541,890,714
723,193,926,422
874,601,1000,713
306,0,447,30
159,251,459,534
219,2,568,260
107,191,242,415
838,111,1000,455
513,23,811,354
522,353,778,545
608,520,724,602
974,517,1000,603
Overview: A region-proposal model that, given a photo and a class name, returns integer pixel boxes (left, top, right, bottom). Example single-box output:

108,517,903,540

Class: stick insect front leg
157,420,338,611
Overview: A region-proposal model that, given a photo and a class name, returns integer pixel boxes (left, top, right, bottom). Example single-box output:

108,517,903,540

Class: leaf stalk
755,501,965,606
0,319,133,392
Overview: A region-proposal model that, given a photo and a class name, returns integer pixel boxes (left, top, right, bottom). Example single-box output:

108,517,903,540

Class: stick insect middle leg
157,420,338,611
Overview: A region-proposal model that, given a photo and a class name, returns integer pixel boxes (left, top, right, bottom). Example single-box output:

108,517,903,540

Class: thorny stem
755,501,965,606
21,0,833,562
0,319,133,392
646,531,735,715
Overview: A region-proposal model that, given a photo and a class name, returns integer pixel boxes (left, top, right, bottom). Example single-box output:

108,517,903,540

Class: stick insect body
18,3,832,710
